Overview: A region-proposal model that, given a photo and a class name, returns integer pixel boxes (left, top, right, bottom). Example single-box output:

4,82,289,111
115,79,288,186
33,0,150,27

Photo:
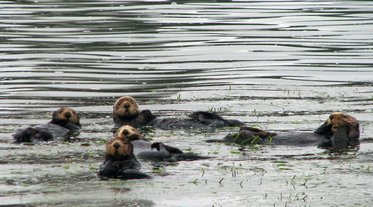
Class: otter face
52,107,81,126
315,112,360,142
105,137,133,161
328,112,359,140
114,125,142,141
328,112,344,134
113,96,139,121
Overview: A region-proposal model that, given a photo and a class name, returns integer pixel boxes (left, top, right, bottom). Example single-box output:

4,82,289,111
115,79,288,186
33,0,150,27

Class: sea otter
97,133,151,180
114,125,211,161
13,107,82,143
112,96,243,130
206,112,360,150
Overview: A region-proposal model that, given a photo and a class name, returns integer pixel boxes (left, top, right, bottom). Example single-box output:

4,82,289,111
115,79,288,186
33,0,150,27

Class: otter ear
52,107,63,120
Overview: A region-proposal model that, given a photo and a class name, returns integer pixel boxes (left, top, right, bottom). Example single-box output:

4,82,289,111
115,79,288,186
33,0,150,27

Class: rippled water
1,0,373,206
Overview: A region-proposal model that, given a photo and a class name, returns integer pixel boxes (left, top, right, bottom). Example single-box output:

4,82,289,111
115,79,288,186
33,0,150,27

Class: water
1,0,373,206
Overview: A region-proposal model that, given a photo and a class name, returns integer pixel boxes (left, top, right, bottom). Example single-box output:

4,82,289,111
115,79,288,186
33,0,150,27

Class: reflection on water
1,0,373,206
1,0,373,104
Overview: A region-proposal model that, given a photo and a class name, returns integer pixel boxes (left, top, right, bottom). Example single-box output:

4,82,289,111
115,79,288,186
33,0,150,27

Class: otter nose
113,142,120,149
122,129,129,136
123,103,130,109
65,112,72,118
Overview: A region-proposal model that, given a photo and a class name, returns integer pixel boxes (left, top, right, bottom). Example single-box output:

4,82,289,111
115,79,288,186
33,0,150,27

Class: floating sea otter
13,107,82,143
114,125,211,161
98,133,150,180
207,112,360,150
112,96,243,130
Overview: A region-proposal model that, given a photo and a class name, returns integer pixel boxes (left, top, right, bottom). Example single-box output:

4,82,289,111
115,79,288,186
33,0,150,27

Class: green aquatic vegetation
201,167,206,176
63,164,70,170
278,167,292,171
152,166,165,174
190,178,199,185
250,135,261,145
209,150,220,155
201,163,210,167
273,160,293,170
267,135,273,143
89,164,96,172
273,160,287,164
10,170,25,175
219,177,224,185
250,167,267,175
367,164,371,173
208,145,221,155
230,150,241,154
183,147,192,152
80,142,90,146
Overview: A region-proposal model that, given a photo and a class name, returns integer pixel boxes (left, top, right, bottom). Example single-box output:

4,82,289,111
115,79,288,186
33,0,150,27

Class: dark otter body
114,125,212,162
13,107,81,143
134,140,211,162
207,113,360,150
98,159,150,180
112,96,243,130
215,128,328,147
115,110,243,130
98,135,150,180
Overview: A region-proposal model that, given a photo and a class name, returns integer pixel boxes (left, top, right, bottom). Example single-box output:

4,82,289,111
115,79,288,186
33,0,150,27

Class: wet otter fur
98,134,150,180
13,107,82,143
112,96,243,130
207,112,360,150
115,125,212,161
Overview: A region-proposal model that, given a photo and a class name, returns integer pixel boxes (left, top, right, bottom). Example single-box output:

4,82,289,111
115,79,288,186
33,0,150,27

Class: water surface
1,0,373,206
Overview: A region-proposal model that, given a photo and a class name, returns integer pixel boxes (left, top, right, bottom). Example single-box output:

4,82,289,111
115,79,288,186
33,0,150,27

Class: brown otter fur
104,136,135,161
112,96,243,130
114,124,144,142
13,107,81,143
315,112,360,148
113,96,148,128
51,107,80,127
208,112,360,150
98,134,150,179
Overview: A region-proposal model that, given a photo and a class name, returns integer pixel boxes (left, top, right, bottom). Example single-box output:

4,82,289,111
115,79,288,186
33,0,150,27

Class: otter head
328,112,359,141
51,107,81,130
315,112,360,142
114,125,142,141
105,136,134,161
113,96,139,123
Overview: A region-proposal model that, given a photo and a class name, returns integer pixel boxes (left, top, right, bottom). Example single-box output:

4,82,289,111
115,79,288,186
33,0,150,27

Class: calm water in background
1,0,373,206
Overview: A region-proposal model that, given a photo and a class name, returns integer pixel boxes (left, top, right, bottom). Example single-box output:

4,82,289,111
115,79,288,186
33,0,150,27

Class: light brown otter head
114,125,143,141
51,107,81,129
105,136,134,161
113,96,139,123
328,112,359,140
315,112,360,143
